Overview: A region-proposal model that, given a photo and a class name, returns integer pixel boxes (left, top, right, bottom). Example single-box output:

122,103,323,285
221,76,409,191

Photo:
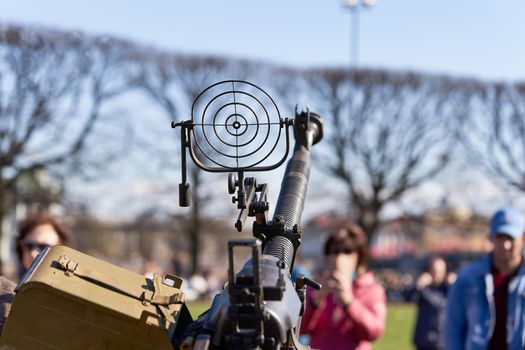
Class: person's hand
416,272,432,290
447,272,457,285
325,270,353,306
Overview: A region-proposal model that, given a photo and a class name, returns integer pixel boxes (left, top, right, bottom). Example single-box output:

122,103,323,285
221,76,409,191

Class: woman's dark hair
16,212,73,262
324,223,369,270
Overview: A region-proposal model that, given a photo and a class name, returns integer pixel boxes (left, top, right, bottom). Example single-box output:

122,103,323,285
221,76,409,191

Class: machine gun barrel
263,111,323,268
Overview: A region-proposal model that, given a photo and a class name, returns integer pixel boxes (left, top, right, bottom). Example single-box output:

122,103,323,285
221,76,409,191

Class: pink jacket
300,271,386,350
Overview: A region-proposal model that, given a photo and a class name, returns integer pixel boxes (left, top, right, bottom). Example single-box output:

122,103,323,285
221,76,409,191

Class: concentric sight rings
190,80,288,171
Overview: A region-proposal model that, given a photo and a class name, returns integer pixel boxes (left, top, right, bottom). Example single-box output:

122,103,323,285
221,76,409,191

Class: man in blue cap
444,207,525,350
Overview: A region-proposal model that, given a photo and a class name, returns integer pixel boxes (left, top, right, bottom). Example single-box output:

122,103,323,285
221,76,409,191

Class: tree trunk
0,181,5,259
357,210,380,242
354,199,383,243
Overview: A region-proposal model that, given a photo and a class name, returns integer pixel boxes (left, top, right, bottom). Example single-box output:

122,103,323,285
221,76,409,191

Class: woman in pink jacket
300,224,386,350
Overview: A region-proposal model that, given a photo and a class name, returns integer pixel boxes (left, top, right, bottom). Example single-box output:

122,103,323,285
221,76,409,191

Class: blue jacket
444,253,525,350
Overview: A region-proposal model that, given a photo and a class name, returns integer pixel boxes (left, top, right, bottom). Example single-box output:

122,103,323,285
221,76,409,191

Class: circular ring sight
189,80,290,172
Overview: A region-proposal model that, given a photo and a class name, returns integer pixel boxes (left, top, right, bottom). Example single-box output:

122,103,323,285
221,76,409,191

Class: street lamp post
343,0,377,71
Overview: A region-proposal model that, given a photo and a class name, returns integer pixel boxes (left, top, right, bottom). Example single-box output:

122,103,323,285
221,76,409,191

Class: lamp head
345,0,377,7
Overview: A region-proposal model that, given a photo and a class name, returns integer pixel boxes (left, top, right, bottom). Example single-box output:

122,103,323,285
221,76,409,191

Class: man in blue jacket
444,207,525,350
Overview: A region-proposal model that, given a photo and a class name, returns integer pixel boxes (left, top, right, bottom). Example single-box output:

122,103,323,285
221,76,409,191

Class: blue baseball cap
490,207,525,238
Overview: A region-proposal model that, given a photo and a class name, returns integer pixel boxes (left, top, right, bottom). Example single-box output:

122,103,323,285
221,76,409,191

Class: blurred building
373,205,489,259
67,212,236,279
301,205,490,275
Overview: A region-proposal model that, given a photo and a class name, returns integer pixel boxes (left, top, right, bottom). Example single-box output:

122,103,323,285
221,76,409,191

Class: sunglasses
22,242,50,252
326,248,354,256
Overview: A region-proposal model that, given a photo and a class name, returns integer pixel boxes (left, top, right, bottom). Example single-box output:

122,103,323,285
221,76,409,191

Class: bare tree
303,68,458,238
135,53,252,274
460,81,525,191
0,24,137,247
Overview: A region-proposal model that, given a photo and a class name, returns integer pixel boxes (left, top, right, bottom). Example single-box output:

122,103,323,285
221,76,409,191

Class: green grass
374,303,416,350
186,301,417,350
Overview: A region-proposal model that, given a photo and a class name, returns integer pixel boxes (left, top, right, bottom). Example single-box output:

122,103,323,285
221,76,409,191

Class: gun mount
172,80,323,350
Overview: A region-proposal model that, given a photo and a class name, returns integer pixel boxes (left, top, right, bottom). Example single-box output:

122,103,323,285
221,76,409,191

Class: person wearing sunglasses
300,224,386,350
16,212,73,279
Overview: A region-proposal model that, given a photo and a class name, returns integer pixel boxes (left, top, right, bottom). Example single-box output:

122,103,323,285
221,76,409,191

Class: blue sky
1,0,524,81
0,0,522,221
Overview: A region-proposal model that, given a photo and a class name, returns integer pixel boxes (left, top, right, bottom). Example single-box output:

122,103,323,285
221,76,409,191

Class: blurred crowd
3,206,525,350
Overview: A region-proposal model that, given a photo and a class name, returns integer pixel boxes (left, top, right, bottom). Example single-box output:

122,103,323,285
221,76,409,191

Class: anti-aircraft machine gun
0,80,323,350
172,80,323,350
